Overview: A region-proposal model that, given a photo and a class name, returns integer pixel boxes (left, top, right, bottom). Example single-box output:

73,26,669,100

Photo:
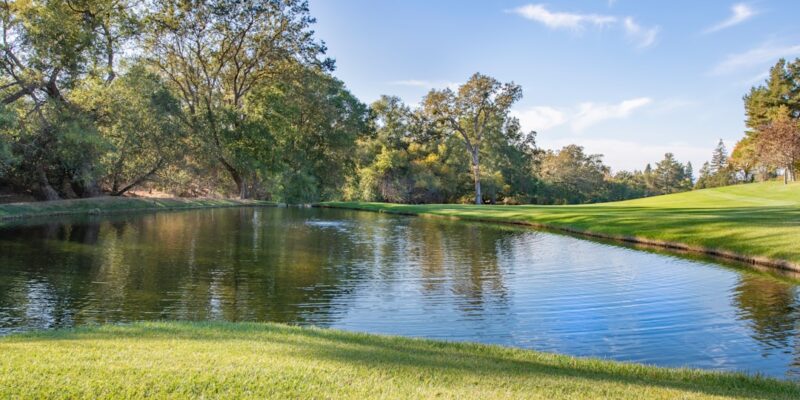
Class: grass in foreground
324,182,800,268
0,196,272,221
0,322,796,399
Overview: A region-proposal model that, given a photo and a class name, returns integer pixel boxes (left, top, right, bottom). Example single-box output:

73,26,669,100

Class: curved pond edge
317,203,800,274
0,197,276,223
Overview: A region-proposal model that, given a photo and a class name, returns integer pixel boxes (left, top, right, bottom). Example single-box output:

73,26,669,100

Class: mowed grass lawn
1,322,798,399
324,182,800,267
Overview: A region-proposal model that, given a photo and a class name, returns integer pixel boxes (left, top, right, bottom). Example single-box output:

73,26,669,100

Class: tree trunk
36,166,60,201
111,162,163,196
471,150,482,205
218,157,247,199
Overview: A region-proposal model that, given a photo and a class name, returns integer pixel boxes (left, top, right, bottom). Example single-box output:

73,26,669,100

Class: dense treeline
0,0,365,203
0,1,794,205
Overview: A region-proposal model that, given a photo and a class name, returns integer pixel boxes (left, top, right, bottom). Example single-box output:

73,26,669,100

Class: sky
309,0,800,172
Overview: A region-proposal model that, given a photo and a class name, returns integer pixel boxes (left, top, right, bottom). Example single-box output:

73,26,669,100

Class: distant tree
710,140,729,174
653,153,686,194
643,163,656,195
755,116,800,184
423,73,522,204
695,162,712,189
730,136,760,182
539,145,608,204
738,58,800,182
684,161,694,187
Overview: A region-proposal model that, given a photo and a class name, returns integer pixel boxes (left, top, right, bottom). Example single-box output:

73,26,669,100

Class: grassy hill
324,182,800,269
1,322,797,399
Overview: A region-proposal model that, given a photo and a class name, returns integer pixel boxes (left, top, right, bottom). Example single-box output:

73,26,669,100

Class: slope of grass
1,322,797,399
0,196,273,221
323,182,800,269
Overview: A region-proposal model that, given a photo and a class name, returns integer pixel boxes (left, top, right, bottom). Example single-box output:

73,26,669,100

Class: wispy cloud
711,42,800,75
704,3,757,34
510,4,616,31
510,4,659,48
623,17,659,48
512,106,567,131
573,98,653,131
512,97,653,133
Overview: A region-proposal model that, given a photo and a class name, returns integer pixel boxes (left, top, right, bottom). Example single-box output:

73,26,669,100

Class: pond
1,207,799,379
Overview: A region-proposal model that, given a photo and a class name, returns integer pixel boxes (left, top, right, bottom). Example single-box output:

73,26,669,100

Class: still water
1,207,799,378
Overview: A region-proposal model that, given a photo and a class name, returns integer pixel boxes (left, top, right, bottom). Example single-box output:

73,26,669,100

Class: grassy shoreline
322,182,800,272
1,321,796,399
0,196,274,222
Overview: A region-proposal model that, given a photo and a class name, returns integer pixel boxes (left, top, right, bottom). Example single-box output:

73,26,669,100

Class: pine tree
710,139,729,174
695,162,711,189
684,161,694,188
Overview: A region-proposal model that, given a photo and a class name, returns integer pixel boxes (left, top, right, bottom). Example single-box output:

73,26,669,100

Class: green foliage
737,58,800,183
76,65,186,195
423,73,523,204
539,145,608,204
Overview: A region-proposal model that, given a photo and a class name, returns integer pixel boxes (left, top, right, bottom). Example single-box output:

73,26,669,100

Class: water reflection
1,207,800,378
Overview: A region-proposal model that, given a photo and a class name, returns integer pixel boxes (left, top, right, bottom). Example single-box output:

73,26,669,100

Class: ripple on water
0,207,798,379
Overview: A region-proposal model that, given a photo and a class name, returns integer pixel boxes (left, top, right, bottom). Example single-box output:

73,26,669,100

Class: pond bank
321,182,800,273
0,196,274,222
1,321,796,399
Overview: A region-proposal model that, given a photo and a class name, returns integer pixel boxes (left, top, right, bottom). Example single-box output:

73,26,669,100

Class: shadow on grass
8,322,799,399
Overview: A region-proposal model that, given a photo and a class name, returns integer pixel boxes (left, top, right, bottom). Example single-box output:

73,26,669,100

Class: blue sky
309,1,800,171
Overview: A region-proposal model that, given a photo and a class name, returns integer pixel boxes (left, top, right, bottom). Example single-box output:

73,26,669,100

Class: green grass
323,182,800,269
0,196,273,221
1,322,796,399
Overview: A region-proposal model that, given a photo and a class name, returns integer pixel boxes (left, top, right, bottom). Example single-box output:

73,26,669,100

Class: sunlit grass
1,321,796,399
324,182,800,267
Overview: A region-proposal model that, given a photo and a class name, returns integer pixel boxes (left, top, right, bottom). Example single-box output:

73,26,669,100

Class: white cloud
513,97,653,133
623,17,659,48
711,43,800,75
512,107,567,131
573,98,652,131
704,3,756,34
510,4,616,30
510,4,658,48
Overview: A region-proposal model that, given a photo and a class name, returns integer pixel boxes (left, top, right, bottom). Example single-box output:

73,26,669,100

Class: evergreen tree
653,153,685,194
684,161,694,188
695,162,711,189
710,139,729,174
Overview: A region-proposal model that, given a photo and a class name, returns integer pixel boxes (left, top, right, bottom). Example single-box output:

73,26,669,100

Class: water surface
1,207,799,378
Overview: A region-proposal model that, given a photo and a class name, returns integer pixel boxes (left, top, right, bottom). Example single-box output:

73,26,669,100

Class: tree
730,136,760,182
539,145,608,204
653,153,686,194
0,0,139,199
710,140,729,174
755,116,800,184
75,65,186,196
144,0,331,198
695,162,712,189
252,65,368,202
739,58,800,181
684,161,694,187
423,73,522,204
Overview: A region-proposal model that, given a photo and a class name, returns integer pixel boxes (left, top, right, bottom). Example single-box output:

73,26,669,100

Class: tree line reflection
0,208,799,374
